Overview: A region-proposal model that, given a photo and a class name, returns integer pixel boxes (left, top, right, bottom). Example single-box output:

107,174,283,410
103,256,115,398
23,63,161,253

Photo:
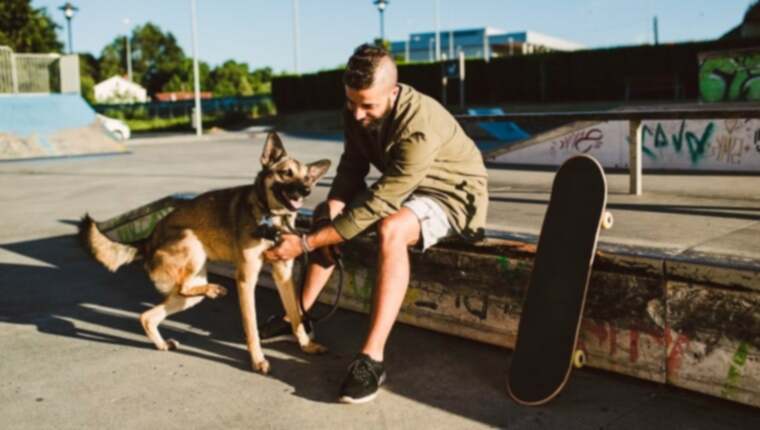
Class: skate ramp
0,94,127,161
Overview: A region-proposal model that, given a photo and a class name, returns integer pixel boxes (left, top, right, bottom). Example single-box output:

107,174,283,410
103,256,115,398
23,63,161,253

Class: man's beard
358,99,393,133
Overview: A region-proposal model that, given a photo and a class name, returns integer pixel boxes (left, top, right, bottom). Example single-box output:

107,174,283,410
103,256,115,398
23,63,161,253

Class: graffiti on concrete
711,120,754,165
114,208,174,243
721,342,750,399
641,121,716,165
550,128,604,155
699,49,760,102
456,294,489,320
755,129,760,153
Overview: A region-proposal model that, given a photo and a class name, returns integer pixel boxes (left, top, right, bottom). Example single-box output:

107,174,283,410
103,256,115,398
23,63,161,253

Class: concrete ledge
94,195,760,408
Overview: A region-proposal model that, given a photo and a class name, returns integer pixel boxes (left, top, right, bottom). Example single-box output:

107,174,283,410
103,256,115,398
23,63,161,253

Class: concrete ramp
483,116,760,172
0,94,127,161
467,107,530,146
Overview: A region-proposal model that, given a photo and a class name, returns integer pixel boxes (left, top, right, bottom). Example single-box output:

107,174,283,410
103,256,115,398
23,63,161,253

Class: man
263,44,488,404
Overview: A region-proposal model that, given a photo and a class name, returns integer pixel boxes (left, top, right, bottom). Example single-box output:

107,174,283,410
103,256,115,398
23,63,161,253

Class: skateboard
506,155,612,405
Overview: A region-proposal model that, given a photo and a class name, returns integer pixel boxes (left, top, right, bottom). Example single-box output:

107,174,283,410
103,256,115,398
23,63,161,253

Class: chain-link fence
0,46,63,94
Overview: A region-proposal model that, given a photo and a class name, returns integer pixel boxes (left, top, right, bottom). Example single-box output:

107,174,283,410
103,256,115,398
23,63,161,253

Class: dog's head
258,132,331,214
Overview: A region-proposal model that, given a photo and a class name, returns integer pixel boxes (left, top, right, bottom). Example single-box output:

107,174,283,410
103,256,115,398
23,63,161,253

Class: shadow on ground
2,229,760,428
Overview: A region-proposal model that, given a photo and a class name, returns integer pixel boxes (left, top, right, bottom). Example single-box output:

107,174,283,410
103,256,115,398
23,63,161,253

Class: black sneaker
259,314,314,344
339,353,386,404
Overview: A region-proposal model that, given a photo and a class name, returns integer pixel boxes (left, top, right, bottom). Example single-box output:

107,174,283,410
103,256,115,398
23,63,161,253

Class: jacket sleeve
332,131,440,240
327,130,370,204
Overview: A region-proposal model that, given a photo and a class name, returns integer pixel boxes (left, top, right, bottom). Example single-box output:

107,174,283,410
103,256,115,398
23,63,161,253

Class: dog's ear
261,132,287,167
306,159,331,185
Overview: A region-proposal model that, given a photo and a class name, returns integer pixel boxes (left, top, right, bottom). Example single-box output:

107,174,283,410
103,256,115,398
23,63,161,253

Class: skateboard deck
507,155,610,405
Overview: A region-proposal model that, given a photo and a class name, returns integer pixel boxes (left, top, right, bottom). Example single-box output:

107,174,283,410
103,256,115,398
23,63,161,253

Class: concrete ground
2,132,759,429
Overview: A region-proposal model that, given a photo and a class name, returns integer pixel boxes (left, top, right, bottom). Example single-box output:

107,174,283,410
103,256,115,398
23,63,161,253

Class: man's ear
261,132,287,167
306,159,331,185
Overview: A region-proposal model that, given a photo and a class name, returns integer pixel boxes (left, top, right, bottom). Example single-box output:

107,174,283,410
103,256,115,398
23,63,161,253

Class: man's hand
264,233,303,262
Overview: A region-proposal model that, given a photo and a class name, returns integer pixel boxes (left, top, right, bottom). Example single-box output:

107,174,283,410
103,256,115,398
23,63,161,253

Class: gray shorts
402,195,456,251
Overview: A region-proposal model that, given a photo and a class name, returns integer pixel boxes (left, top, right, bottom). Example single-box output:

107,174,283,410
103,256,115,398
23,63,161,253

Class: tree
162,57,211,93
98,22,186,95
0,0,63,53
78,52,98,103
209,60,255,97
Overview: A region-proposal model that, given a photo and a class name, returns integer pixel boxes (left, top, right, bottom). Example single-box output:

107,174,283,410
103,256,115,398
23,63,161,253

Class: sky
33,0,756,74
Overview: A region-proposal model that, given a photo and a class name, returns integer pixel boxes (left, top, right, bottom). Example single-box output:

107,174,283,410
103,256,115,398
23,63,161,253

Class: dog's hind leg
141,233,220,351
140,292,205,350
271,260,327,354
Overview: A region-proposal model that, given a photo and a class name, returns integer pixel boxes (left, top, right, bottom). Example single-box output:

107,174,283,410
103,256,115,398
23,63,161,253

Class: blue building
390,27,584,62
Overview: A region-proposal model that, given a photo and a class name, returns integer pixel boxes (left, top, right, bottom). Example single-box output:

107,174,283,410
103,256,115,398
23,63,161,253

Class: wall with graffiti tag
699,48,760,103
488,118,760,172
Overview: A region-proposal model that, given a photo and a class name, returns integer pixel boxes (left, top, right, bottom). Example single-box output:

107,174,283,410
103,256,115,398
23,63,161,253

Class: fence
272,37,760,113
457,103,760,195
0,46,79,94
91,94,274,120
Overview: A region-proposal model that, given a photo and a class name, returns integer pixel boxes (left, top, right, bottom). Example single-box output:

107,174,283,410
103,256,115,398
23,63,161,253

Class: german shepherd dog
79,132,330,374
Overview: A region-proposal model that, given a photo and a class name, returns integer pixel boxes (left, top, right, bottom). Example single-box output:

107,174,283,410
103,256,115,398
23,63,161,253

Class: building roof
94,75,146,92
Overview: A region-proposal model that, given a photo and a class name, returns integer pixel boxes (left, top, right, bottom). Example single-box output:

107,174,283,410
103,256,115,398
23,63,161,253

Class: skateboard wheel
573,350,586,368
601,211,614,230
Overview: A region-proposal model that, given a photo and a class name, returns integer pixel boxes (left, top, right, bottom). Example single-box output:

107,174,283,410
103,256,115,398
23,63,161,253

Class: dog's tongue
289,197,304,209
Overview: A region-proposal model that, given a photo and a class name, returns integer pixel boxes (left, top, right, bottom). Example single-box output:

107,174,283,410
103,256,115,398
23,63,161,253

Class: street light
58,2,79,54
123,18,133,82
190,0,202,136
292,0,300,74
374,0,388,42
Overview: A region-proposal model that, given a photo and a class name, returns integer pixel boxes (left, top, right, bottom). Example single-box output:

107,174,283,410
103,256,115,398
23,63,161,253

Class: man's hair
343,43,394,90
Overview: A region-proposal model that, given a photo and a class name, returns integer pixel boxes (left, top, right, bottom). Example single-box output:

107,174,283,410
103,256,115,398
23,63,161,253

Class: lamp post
190,0,202,136
58,2,78,54
292,0,300,74
434,0,440,61
123,18,133,82
374,0,388,42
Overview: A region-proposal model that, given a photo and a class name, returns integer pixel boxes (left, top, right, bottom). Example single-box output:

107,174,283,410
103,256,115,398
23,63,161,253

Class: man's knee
377,209,420,248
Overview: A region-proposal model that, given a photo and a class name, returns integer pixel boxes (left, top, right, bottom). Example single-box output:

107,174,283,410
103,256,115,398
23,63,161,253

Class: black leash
296,246,344,323
253,217,344,324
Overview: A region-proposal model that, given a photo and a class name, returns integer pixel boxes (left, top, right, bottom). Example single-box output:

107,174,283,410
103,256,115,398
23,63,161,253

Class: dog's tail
78,214,142,272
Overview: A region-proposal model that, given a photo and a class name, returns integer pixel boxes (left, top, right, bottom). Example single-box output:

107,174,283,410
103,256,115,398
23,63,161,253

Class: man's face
345,83,398,132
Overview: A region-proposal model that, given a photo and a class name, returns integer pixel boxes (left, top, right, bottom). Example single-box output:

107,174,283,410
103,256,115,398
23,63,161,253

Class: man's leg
338,208,420,404
363,207,420,360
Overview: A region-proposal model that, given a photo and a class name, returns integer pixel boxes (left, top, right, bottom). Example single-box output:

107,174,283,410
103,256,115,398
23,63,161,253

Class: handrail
456,103,760,195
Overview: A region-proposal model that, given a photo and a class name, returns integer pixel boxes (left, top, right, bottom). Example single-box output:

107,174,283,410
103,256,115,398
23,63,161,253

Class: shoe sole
339,392,379,404
338,373,386,404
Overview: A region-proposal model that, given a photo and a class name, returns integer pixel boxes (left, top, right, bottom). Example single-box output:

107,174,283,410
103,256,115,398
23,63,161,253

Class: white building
390,28,584,62
94,75,147,103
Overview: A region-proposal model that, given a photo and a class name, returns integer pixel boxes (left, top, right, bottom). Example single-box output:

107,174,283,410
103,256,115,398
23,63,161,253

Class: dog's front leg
236,253,270,374
271,260,327,354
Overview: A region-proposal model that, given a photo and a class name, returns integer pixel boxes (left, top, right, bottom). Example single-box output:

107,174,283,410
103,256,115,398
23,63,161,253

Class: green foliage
0,0,63,53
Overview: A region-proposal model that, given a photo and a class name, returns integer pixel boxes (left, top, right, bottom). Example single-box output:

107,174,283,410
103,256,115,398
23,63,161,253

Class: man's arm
263,198,346,261
330,132,441,241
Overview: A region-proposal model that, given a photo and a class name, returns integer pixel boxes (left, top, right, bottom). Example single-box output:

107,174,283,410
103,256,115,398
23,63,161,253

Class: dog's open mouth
277,189,304,211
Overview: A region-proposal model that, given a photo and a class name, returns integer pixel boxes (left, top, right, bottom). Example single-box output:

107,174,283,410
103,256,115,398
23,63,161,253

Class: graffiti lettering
712,134,744,164
699,51,760,102
552,128,603,154
642,121,716,164
457,294,489,320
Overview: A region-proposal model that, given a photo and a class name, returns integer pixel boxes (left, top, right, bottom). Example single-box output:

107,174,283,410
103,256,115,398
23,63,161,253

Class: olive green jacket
329,83,489,240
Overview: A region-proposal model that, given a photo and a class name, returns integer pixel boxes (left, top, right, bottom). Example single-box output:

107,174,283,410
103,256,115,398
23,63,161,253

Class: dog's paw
253,359,270,375
157,339,180,351
205,284,228,299
301,341,328,355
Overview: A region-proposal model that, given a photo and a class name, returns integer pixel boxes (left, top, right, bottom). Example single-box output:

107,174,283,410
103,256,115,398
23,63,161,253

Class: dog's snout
285,183,310,197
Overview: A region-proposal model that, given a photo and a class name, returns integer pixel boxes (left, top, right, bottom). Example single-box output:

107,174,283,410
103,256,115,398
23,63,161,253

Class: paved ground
2,132,760,429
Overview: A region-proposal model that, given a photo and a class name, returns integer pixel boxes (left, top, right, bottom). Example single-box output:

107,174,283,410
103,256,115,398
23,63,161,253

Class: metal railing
456,103,760,195
0,46,62,94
